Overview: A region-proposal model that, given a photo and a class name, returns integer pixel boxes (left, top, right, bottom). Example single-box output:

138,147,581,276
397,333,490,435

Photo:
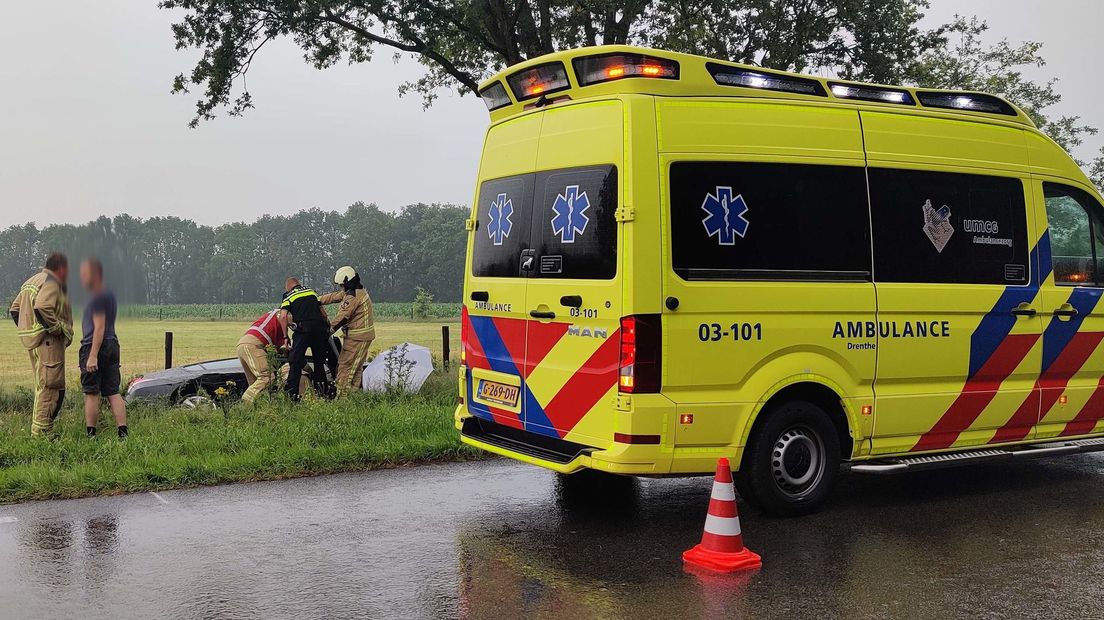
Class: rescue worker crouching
319,266,375,397
236,307,289,404
281,278,336,401
10,252,74,438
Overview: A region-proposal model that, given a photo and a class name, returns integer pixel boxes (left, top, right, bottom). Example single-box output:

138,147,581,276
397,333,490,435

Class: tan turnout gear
319,287,375,396
236,333,274,403
10,270,73,437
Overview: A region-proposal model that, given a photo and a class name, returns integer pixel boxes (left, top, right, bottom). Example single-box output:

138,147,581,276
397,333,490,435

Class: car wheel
738,400,839,517
179,394,215,409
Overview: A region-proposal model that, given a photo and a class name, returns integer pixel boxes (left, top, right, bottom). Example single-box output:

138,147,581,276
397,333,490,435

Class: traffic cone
683,457,762,573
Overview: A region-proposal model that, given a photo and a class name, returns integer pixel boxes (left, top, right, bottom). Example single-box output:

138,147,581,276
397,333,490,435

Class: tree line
0,203,467,307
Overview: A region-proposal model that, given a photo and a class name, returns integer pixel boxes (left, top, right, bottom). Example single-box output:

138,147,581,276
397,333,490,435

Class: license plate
477,380,520,408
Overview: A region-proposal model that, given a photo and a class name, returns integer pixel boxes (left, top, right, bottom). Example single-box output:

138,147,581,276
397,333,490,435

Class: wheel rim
770,425,826,500
180,395,214,409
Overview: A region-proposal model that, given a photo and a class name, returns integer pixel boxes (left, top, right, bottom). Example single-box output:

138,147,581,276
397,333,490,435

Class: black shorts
79,340,121,396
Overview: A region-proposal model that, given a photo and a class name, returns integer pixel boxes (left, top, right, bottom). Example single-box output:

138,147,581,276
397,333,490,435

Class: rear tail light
619,314,661,393
573,53,679,86
460,305,469,365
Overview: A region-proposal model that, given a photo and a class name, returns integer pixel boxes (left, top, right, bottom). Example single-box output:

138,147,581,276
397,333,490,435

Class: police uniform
9,270,73,436
281,285,335,400
319,288,375,396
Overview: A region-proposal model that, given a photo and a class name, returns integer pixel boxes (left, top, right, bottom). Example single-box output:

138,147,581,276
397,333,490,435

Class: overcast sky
0,0,1100,228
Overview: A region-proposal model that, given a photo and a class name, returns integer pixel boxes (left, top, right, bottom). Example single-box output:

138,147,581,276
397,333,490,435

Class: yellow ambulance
455,45,1104,515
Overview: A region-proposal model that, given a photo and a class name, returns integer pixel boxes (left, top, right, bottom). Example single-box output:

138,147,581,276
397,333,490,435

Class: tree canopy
162,1,1103,188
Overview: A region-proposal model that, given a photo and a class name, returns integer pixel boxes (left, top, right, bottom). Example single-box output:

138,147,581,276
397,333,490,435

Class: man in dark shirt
79,258,127,438
281,277,336,401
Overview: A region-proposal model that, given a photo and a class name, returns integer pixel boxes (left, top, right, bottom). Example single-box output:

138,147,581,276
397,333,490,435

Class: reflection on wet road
2,456,1104,619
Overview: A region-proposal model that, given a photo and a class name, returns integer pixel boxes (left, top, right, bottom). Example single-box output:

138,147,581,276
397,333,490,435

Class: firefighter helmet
334,266,357,286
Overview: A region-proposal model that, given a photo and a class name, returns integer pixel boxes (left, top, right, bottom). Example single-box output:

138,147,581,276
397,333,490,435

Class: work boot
117,425,128,439
87,426,97,438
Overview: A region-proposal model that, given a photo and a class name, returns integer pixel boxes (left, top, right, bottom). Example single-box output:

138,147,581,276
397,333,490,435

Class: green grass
0,318,459,389
0,374,480,504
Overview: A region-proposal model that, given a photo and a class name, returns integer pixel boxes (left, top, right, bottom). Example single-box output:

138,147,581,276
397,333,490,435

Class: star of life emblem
551,185,590,243
487,193,514,246
701,186,750,245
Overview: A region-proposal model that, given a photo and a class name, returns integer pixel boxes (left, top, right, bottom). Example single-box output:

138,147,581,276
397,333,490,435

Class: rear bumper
456,410,671,475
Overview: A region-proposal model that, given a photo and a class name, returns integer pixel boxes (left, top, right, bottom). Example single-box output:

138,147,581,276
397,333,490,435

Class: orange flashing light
680,413,695,425
1059,395,1069,405
607,66,625,78
861,405,873,416
642,65,662,76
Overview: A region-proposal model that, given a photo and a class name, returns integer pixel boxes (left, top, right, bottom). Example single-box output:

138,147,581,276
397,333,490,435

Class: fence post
441,325,450,370
165,332,173,369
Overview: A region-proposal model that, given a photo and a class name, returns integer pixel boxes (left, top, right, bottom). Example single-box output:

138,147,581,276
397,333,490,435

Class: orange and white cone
682,457,762,573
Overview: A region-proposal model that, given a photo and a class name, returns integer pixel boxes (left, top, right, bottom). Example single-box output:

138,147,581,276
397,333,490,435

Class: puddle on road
1,457,1104,619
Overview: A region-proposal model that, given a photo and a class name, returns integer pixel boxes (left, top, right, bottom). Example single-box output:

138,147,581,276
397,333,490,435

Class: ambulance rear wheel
739,400,839,517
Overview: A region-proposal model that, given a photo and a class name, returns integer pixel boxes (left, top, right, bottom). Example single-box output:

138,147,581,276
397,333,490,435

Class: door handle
1010,303,1037,317
470,291,489,302
530,310,556,320
1053,307,1079,318
560,295,582,308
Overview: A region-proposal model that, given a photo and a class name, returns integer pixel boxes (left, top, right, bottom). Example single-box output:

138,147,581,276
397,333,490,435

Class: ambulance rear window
472,173,534,278
471,166,618,279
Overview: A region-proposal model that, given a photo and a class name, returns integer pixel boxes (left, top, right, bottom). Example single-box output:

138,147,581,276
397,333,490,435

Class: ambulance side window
869,169,1029,285
1044,183,1104,286
472,174,534,278
668,161,871,280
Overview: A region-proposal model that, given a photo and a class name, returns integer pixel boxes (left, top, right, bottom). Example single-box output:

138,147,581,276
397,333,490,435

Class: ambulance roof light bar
916,90,1018,116
506,61,571,102
479,81,512,111
573,53,680,86
706,62,827,97
829,82,915,106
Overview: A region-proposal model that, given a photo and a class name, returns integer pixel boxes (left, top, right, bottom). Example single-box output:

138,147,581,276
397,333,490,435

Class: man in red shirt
236,308,288,404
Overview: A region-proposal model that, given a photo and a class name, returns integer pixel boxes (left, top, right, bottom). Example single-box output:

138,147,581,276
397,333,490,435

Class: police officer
9,253,74,437
319,266,375,397
280,278,336,400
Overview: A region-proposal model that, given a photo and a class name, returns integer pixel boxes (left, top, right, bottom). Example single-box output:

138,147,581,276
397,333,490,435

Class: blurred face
79,262,99,290
55,263,69,284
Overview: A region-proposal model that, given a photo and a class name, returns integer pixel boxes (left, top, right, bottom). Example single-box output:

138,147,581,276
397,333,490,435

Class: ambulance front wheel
738,400,840,517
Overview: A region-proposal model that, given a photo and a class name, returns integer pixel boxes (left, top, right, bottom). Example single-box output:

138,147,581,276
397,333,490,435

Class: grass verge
0,374,480,504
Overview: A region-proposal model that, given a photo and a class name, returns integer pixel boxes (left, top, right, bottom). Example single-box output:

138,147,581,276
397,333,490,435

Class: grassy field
0,375,479,504
0,318,460,389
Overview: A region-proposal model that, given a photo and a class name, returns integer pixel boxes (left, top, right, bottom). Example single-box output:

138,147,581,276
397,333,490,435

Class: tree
1090,147,1104,194
904,16,1098,157
162,0,952,125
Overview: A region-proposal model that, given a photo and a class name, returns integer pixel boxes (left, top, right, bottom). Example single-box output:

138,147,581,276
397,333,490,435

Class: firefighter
280,278,335,400
319,266,375,397
236,307,289,404
9,253,74,437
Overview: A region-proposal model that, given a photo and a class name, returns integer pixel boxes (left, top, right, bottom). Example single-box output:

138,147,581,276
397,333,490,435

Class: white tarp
361,343,434,393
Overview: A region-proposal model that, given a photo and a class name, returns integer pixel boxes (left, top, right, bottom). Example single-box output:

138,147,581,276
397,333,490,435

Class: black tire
737,400,840,517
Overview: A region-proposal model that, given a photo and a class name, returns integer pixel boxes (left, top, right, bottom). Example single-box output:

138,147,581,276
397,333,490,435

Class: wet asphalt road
2,456,1104,620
